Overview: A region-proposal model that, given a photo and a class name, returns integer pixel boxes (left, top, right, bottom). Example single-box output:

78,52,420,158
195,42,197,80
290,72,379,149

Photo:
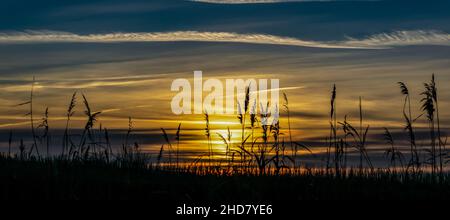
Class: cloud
341,30,450,48
0,30,357,49
0,30,449,49
0,74,169,92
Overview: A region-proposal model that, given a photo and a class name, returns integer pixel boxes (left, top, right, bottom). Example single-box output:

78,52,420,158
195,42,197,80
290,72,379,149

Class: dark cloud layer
2,0,450,40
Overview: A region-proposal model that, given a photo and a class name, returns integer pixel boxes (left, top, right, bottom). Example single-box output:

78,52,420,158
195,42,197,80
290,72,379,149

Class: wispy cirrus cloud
0,30,354,48
342,30,450,48
0,74,168,92
0,30,449,49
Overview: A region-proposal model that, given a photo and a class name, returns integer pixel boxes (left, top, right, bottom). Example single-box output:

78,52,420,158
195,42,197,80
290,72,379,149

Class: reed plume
383,127,405,172
63,92,77,157
327,84,337,171
79,94,101,159
420,74,444,175
37,107,50,156
398,82,419,172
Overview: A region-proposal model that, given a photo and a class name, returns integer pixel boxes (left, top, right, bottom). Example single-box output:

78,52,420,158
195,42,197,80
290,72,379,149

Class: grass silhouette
0,75,449,200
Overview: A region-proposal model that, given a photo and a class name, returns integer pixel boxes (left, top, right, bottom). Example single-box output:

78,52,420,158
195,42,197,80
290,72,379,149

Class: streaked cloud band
0,30,449,49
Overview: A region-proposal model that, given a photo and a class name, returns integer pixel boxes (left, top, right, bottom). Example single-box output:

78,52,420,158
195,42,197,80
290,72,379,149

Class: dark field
1,156,448,200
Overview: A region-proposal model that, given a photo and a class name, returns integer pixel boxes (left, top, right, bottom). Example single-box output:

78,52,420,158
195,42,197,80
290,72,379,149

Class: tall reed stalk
18,77,40,158
78,94,101,159
283,93,295,166
383,127,404,172
327,84,337,171
237,85,251,167
37,107,50,156
421,74,443,176
429,75,444,176
176,123,181,168
15,77,38,158
398,82,419,172
63,92,76,158
204,112,212,166
250,99,257,145
340,97,373,172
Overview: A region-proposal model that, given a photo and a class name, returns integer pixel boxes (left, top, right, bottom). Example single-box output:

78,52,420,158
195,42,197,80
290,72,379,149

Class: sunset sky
1,0,450,164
